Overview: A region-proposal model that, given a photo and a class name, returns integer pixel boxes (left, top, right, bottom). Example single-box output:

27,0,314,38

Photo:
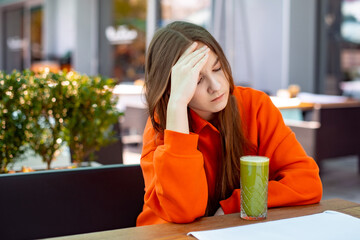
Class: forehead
195,42,219,66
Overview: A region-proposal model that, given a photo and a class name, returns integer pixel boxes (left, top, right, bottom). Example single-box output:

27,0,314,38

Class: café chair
121,105,148,145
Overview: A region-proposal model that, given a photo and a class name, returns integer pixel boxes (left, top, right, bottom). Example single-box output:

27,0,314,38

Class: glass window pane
110,0,147,83
30,6,43,64
160,0,211,29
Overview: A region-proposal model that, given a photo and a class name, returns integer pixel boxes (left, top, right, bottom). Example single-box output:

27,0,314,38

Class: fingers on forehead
183,42,198,54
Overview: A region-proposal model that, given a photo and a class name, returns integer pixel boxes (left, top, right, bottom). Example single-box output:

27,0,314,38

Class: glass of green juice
240,156,269,220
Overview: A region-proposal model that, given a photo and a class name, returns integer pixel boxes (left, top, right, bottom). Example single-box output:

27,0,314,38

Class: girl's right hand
166,42,209,134
169,42,209,106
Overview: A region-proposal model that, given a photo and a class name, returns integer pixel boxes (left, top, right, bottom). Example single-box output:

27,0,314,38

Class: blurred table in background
271,93,360,174
113,84,147,146
31,61,61,73
341,80,360,99
113,84,146,112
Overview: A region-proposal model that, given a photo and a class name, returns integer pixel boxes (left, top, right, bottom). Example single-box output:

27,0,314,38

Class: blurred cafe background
0,0,359,203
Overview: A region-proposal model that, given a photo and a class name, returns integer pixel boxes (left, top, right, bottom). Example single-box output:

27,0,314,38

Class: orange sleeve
220,90,322,214
139,123,208,223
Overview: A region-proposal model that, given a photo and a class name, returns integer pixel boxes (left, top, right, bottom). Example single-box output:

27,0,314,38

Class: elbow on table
303,177,323,204
298,168,323,204
165,206,206,224
154,197,207,223
313,179,323,203
155,188,208,223
144,196,207,224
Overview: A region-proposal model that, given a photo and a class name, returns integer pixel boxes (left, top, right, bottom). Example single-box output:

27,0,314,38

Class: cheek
225,80,230,89
189,88,205,106
214,70,228,88
221,73,229,86
222,76,230,91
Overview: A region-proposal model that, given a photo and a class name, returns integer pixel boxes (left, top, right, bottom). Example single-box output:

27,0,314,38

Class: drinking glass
240,156,269,220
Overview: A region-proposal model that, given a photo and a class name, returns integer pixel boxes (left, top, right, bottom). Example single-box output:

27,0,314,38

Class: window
341,0,360,44
30,6,43,64
109,0,147,83
160,0,211,28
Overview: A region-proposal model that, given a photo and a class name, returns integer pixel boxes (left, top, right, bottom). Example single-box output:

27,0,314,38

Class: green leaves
0,70,121,172
63,72,121,165
0,70,31,173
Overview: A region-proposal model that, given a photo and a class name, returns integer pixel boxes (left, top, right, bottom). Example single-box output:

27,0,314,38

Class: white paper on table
269,96,302,108
188,211,360,240
297,92,348,104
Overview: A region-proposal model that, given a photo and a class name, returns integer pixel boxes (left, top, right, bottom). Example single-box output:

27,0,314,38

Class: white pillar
146,0,157,49
73,0,98,75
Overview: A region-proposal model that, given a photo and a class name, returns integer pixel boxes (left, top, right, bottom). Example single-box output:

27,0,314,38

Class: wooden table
53,199,360,240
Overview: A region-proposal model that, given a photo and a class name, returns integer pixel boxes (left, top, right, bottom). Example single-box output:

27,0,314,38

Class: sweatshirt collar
189,109,220,134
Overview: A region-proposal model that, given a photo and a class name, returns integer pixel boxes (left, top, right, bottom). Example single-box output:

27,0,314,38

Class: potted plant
1,69,122,173
63,72,121,166
25,70,74,170
0,71,32,173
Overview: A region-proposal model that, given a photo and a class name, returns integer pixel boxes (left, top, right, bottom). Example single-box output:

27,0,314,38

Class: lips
211,93,224,102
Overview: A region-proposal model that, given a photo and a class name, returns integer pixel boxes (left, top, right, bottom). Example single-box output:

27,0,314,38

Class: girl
136,21,322,226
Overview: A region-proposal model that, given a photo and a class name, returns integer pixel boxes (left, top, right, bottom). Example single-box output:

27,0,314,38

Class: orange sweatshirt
136,86,322,226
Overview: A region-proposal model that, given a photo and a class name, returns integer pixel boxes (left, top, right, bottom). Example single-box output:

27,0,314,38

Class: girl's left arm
219,91,322,214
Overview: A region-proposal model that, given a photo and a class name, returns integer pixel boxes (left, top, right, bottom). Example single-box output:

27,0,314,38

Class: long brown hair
145,21,254,215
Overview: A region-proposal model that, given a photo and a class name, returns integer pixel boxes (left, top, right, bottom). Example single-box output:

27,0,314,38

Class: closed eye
213,66,221,72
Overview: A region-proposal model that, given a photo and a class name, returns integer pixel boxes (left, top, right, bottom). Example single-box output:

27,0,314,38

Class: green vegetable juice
240,156,269,220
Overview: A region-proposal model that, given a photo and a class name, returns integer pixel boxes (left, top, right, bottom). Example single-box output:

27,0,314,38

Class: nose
207,77,221,93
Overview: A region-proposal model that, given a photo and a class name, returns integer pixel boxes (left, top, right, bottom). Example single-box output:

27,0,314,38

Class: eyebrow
212,58,219,68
